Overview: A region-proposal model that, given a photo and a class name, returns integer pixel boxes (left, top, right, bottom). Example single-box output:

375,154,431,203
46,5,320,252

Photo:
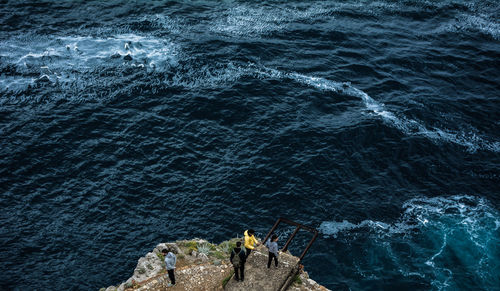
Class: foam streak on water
253,67,499,153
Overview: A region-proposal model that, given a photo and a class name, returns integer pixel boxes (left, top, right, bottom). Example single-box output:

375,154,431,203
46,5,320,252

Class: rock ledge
102,238,329,291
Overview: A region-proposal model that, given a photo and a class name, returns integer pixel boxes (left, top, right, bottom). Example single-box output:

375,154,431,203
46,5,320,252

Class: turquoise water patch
320,196,500,290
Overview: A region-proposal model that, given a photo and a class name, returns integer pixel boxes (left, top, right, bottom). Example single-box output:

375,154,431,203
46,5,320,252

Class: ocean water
0,0,499,290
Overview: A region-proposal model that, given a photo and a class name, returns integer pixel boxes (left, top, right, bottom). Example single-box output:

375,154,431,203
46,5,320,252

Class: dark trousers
245,248,252,258
167,269,175,284
234,264,245,280
268,252,278,268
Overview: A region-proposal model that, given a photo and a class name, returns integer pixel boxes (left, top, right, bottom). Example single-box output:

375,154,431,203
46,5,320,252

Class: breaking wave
0,33,180,103
320,195,500,290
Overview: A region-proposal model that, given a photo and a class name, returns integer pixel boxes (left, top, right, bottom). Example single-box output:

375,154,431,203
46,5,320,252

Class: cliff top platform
102,238,328,291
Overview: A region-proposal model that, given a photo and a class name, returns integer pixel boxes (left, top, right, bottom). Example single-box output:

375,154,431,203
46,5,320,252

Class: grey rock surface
225,245,300,291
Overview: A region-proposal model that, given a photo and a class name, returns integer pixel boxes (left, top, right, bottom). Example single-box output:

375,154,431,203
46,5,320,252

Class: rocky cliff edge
101,238,329,291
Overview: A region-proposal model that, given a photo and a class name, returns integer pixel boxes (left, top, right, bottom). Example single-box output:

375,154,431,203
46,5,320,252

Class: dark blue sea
1,0,499,290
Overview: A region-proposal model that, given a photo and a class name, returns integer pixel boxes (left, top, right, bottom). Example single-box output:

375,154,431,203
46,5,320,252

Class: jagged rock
111,52,121,59
197,253,209,262
224,245,301,291
123,54,133,61
288,270,328,291
132,251,163,283
154,242,181,255
106,238,328,291
117,282,126,291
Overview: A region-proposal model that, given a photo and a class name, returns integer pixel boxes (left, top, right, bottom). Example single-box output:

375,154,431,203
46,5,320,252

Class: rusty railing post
282,225,300,252
299,230,318,261
264,217,319,261
263,217,282,244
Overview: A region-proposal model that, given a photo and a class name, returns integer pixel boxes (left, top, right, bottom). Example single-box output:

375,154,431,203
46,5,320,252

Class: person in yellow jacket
244,229,260,258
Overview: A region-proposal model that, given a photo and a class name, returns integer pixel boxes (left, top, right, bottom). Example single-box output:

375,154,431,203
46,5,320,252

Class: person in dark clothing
162,248,176,287
230,241,246,282
265,234,279,268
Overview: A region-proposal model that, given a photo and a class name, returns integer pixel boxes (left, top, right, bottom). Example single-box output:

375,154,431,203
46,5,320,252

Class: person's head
271,234,278,242
162,248,169,255
248,229,255,236
236,241,241,248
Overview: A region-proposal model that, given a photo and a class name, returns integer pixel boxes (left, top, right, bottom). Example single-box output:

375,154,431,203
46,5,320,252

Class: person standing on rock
230,241,247,282
244,229,260,258
265,234,279,268
162,248,176,287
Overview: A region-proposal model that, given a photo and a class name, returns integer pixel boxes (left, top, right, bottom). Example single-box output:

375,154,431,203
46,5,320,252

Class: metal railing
262,217,319,261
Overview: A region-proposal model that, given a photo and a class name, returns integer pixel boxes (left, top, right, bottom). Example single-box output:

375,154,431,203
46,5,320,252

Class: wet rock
111,52,122,59
123,54,133,61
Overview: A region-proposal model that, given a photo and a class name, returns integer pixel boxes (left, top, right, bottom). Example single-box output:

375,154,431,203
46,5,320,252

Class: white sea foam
205,0,500,41
0,33,180,103
210,4,331,37
0,34,180,75
178,64,499,153
145,14,183,35
319,219,417,239
251,67,499,153
321,195,499,289
456,14,500,40
320,195,499,237
427,0,500,40
207,0,440,37
57,34,179,67
439,13,500,40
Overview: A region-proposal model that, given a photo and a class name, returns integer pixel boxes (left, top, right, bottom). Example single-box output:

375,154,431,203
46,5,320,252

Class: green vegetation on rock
179,241,197,251
157,252,165,261
213,250,226,260
222,270,235,288
293,274,303,285
124,282,133,288
197,242,212,255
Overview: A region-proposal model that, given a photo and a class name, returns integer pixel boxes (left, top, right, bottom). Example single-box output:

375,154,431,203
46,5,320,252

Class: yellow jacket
244,230,258,250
